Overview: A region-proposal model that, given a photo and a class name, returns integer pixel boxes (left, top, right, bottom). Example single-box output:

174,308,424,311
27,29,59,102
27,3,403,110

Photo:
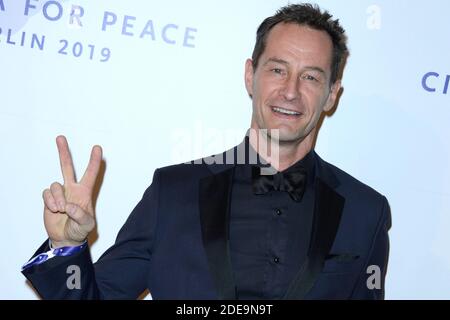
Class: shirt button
273,257,280,263
275,209,282,216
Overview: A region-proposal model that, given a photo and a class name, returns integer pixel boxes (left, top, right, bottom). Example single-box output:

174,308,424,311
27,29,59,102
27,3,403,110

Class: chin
267,128,303,143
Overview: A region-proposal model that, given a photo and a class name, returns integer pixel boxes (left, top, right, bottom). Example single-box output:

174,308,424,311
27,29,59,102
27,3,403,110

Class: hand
42,136,103,248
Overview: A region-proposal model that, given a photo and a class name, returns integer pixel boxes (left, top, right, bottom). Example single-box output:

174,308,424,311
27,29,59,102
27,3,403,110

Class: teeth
272,107,300,116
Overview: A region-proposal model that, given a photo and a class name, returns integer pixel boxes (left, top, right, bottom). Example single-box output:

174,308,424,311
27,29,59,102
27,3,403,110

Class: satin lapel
199,166,237,300
283,177,345,299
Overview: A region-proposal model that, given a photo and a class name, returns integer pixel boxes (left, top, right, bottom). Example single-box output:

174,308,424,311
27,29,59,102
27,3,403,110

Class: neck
248,128,316,172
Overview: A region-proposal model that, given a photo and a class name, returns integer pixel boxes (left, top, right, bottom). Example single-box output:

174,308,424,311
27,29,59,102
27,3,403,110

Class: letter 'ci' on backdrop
1,0,449,299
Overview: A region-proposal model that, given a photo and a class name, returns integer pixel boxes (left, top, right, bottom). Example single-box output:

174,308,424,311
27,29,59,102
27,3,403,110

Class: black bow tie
252,166,308,202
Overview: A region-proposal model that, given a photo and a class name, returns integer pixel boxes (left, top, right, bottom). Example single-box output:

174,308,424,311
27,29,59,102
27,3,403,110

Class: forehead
263,23,333,70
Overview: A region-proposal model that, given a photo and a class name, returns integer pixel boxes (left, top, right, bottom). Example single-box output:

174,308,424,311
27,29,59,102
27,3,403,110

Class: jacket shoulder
317,156,388,207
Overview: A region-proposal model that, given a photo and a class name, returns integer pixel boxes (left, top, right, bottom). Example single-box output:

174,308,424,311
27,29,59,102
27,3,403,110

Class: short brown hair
252,3,348,84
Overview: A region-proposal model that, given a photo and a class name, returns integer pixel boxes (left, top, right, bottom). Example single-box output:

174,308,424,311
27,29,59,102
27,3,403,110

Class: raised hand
42,136,103,248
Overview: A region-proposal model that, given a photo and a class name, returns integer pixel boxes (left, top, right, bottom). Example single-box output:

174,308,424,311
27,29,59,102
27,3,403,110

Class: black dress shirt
229,139,317,299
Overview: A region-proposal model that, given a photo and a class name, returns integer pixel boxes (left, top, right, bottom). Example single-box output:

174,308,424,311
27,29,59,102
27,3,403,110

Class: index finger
80,145,103,189
56,135,76,184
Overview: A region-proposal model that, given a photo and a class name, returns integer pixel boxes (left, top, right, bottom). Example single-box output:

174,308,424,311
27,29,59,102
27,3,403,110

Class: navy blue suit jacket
23,148,391,299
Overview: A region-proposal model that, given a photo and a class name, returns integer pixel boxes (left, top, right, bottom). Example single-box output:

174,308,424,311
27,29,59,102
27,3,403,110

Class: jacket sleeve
350,196,392,300
22,169,161,299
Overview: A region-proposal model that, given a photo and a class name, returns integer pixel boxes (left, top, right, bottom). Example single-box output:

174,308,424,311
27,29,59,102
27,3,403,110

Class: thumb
65,203,94,227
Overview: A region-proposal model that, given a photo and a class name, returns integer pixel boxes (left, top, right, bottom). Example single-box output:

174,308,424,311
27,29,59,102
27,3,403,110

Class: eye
271,68,284,75
302,74,318,82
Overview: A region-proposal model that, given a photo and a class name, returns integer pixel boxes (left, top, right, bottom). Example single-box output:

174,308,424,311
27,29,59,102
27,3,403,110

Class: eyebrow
264,57,326,75
264,57,289,66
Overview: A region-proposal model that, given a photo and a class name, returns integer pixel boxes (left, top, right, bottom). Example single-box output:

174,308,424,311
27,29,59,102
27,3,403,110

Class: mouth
270,106,302,118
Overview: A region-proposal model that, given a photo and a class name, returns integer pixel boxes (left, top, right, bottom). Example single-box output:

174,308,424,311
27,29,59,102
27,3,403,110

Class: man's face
245,23,341,144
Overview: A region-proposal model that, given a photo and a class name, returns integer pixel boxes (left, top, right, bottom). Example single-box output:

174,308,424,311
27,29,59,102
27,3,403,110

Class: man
22,3,391,299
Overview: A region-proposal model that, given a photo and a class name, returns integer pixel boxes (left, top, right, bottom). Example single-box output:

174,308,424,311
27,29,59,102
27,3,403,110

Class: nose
280,75,300,101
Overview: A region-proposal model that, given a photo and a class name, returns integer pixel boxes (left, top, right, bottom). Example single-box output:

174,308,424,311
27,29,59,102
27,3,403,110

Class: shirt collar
239,133,317,186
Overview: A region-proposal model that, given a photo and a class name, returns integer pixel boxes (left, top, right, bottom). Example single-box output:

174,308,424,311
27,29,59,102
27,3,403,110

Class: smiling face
246,22,341,144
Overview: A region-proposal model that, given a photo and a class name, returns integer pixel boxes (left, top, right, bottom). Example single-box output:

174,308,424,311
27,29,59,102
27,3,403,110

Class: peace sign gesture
42,136,103,248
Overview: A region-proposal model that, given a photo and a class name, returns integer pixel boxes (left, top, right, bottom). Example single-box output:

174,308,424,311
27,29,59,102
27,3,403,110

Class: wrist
50,239,85,249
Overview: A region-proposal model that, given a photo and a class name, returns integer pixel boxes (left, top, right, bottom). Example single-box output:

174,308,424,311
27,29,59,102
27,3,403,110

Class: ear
244,59,254,98
324,80,341,112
